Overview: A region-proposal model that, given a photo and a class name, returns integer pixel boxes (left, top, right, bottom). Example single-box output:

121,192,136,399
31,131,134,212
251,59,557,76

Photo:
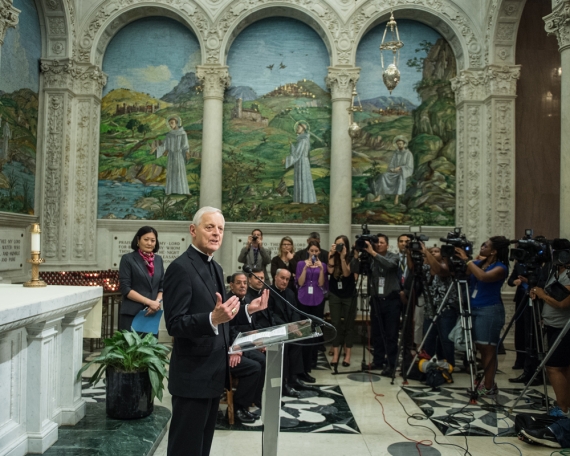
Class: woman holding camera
271,236,296,290
531,257,570,418
327,235,357,367
118,226,164,331
297,240,328,367
455,236,510,396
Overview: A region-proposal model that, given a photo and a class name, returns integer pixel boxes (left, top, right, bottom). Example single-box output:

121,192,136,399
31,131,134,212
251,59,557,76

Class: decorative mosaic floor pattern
403,385,554,437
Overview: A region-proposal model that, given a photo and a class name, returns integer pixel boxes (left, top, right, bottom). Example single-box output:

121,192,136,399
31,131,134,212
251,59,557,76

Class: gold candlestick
23,223,47,288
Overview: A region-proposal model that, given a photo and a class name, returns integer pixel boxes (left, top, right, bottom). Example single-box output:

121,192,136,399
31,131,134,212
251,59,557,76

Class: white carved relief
88,102,101,260
484,64,520,96
0,0,20,45
40,59,107,95
48,16,65,35
493,100,514,236
451,69,486,103
43,95,65,259
485,101,493,238
455,107,465,228
545,0,570,51
325,66,360,101
74,101,90,259
465,104,481,243
46,0,60,10
196,65,230,99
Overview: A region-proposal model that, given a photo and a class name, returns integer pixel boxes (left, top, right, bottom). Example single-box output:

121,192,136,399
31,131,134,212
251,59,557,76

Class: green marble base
43,402,171,455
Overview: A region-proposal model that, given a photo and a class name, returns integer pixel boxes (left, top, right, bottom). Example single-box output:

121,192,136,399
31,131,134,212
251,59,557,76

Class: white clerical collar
192,243,214,262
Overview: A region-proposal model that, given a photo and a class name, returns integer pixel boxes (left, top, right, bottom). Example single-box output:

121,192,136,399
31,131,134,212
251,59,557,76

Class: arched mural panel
0,0,41,215
352,20,457,226
98,16,202,221
223,17,331,223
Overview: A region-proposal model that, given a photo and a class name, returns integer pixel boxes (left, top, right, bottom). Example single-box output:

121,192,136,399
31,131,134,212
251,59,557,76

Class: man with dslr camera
353,234,400,376
239,229,271,276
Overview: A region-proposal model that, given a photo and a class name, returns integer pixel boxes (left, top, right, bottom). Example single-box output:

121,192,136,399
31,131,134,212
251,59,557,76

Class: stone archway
486,0,527,65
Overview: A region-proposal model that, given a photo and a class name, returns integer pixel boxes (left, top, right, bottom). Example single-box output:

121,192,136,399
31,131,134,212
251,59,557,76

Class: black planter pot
106,366,153,419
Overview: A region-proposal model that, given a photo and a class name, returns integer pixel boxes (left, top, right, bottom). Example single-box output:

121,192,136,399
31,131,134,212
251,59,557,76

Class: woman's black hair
307,240,321,251
489,235,510,266
331,235,350,278
131,226,160,253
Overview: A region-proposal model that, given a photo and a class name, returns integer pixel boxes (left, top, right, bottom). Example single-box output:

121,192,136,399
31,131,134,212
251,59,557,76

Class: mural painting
223,18,331,223
98,17,202,220
0,0,40,215
352,20,457,226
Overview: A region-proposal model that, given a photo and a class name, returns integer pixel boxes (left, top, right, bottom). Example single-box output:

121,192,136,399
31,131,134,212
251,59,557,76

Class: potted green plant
78,330,170,419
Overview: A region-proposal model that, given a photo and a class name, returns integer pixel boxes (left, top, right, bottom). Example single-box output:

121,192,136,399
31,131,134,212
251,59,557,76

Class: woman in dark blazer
118,226,165,331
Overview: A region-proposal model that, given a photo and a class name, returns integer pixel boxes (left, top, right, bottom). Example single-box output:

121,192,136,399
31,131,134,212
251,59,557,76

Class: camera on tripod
439,227,473,275
406,226,429,267
354,224,378,276
509,229,551,265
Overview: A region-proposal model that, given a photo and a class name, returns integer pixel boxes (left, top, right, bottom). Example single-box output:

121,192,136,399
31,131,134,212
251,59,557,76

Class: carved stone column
326,67,360,239
545,0,570,237
451,70,487,247
39,59,107,267
0,0,20,61
451,65,520,246
196,65,230,209
484,65,520,240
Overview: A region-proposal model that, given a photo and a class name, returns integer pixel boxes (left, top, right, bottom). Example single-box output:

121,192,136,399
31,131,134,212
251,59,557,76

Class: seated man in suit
246,269,275,329
270,268,316,386
227,272,266,415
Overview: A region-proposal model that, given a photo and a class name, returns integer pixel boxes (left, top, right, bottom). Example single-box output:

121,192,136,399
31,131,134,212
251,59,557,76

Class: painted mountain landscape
352,21,457,226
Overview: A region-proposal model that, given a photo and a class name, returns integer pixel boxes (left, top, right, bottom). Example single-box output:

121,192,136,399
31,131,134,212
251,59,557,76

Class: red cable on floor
364,317,434,456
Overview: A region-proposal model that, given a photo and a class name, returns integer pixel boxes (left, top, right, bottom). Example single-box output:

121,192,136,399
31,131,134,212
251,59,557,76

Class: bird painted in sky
279,62,286,69
267,64,274,70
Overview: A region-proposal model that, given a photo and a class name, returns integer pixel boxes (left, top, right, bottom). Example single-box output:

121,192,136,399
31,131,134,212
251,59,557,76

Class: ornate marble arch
485,0,527,65
75,0,208,67
348,0,483,70
217,2,336,66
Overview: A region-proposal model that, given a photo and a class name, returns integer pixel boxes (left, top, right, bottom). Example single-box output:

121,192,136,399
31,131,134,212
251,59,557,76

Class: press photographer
238,228,272,276
454,236,510,397
529,238,570,418
352,230,400,376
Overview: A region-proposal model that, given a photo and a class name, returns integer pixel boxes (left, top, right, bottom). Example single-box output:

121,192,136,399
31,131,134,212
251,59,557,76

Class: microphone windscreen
243,265,252,273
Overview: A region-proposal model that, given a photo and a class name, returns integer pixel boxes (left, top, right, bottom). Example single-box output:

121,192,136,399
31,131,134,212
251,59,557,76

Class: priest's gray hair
275,268,291,277
191,206,224,227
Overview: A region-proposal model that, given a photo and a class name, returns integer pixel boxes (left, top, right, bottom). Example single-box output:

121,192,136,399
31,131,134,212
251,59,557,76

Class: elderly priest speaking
163,206,269,456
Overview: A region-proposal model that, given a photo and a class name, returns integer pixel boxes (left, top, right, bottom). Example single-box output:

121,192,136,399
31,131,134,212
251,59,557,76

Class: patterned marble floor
403,385,554,437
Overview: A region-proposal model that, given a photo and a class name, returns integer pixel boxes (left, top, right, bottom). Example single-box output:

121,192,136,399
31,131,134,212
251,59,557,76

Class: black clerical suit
227,292,266,408
163,246,230,456
267,286,306,382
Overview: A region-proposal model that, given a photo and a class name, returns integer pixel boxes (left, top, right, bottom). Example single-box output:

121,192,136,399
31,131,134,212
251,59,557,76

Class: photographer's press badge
378,277,385,295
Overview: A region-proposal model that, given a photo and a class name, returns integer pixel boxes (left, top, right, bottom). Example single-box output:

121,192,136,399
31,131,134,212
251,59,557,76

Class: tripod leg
405,285,454,377
458,280,478,401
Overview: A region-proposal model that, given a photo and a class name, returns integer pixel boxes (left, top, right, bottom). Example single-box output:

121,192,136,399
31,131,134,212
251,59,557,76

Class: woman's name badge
337,282,343,290
378,277,385,295
308,286,314,294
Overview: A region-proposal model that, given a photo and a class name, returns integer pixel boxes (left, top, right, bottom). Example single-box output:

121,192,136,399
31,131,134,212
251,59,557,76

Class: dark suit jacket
229,293,254,343
118,251,164,316
163,246,229,399
247,287,275,329
268,286,302,325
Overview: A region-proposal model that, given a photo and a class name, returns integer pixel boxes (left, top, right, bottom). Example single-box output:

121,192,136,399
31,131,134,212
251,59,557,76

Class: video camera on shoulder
440,227,473,259
406,226,429,253
509,229,551,266
355,224,378,252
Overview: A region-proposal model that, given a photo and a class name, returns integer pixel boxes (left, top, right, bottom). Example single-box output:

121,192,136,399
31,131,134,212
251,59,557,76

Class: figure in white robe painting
283,121,317,204
371,135,414,205
151,116,190,195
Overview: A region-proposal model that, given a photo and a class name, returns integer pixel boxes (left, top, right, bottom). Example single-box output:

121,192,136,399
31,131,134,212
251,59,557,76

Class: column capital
40,59,107,95
196,65,230,100
325,66,360,101
451,65,520,103
545,0,570,52
0,0,20,46
484,64,521,97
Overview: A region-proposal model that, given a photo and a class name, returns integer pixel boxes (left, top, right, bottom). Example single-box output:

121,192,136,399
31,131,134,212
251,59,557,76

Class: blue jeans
422,306,458,367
